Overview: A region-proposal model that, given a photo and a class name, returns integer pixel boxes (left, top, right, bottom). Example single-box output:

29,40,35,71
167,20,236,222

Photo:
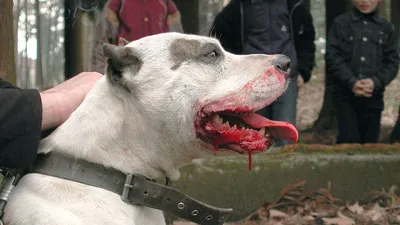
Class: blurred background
1,1,400,224
0,0,398,144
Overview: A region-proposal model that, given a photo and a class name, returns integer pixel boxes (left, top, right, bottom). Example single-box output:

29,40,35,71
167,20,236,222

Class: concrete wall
170,151,400,221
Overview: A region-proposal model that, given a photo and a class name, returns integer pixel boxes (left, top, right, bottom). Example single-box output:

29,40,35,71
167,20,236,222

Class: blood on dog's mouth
196,109,298,169
199,111,298,151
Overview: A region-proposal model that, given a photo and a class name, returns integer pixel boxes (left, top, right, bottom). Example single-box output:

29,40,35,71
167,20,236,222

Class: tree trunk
14,0,21,84
64,0,84,80
310,0,351,131
35,0,43,89
391,0,400,39
0,0,17,85
24,0,31,88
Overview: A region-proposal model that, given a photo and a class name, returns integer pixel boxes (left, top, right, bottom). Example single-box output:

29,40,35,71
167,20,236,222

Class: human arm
106,0,120,27
325,20,358,90
39,72,103,130
167,1,183,33
0,79,42,169
372,24,400,92
0,72,102,169
291,0,316,83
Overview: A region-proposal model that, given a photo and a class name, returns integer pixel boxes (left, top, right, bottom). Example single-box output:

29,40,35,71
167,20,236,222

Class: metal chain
0,168,23,225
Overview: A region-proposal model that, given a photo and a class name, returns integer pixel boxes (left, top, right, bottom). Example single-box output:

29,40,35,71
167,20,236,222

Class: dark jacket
0,79,42,169
325,8,399,100
209,0,316,82
391,105,400,143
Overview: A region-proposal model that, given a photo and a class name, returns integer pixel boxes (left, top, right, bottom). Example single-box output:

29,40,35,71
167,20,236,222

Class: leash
0,168,24,225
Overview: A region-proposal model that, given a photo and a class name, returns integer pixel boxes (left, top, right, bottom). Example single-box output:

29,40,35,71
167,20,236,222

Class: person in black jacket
390,105,400,143
209,0,316,146
325,0,399,144
0,72,102,169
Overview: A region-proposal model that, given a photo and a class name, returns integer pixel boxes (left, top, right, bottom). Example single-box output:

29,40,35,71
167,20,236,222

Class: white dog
3,33,297,225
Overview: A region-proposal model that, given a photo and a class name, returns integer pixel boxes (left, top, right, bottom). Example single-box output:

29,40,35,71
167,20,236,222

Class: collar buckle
121,174,136,203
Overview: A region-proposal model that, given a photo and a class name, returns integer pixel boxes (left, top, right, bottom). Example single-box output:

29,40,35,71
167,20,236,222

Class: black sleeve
291,0,316,83
0,79,43,169
372,23,400,91
325,20,358,90
209,1,237,53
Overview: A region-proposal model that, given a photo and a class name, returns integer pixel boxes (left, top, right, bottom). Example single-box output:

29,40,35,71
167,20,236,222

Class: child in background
325,0,399,144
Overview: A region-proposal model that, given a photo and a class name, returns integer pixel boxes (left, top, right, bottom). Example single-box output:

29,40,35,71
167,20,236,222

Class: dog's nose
273,55,291,73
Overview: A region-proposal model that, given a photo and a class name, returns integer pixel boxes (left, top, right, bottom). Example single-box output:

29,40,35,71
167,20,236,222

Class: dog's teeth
242,127,245,130
265,133,271,138
258,128,266,135
233,124,237,129
225,121,230,127
214,115,223,124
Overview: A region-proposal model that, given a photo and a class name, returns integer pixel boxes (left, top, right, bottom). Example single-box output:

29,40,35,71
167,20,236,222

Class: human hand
360,78,374,94
107,8,120,27
297,75,304,89
40,72,103,130
352,79,372,97
118,37,129,46
167,11,184,33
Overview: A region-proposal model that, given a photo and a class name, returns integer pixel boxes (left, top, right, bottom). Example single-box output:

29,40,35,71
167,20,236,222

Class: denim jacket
325,7,399,97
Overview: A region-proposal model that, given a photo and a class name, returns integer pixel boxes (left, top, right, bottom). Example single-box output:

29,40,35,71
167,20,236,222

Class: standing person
106,0,184,42
390,105,400,143
210,0,316,147
325,0,399,144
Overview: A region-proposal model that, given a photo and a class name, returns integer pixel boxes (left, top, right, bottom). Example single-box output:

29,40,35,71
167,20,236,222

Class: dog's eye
205,51,218,58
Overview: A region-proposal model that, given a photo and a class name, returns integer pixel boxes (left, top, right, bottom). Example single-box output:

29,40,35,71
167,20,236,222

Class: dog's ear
103,43,140,92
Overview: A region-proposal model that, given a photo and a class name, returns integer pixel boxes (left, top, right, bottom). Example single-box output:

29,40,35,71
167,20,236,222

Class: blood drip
248,150,252,171
213,142,219,155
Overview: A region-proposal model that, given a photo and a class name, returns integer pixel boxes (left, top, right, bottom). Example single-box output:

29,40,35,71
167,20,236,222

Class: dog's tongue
242,112,298,143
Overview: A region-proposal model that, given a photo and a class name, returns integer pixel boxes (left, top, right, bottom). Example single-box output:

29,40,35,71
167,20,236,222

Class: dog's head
103,33,298,164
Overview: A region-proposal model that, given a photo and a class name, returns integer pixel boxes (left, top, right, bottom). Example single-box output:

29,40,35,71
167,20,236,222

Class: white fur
4,33,289,225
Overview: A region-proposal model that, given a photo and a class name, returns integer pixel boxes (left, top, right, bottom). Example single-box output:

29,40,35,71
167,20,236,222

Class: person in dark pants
390,105,400,143
209,0,316,147
0,72,102,169
325,0,399,144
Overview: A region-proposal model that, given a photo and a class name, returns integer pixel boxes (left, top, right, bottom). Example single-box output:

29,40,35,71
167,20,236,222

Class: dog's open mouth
196,108,298,169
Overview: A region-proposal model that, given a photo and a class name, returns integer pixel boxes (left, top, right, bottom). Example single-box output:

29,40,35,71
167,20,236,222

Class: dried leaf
233,182,400,225
321,212,355,225
276,180,306,202
269,209,288,221
346,202,364,214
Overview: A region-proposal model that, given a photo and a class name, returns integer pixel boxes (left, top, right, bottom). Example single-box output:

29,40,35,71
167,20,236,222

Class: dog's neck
39,78,191,182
